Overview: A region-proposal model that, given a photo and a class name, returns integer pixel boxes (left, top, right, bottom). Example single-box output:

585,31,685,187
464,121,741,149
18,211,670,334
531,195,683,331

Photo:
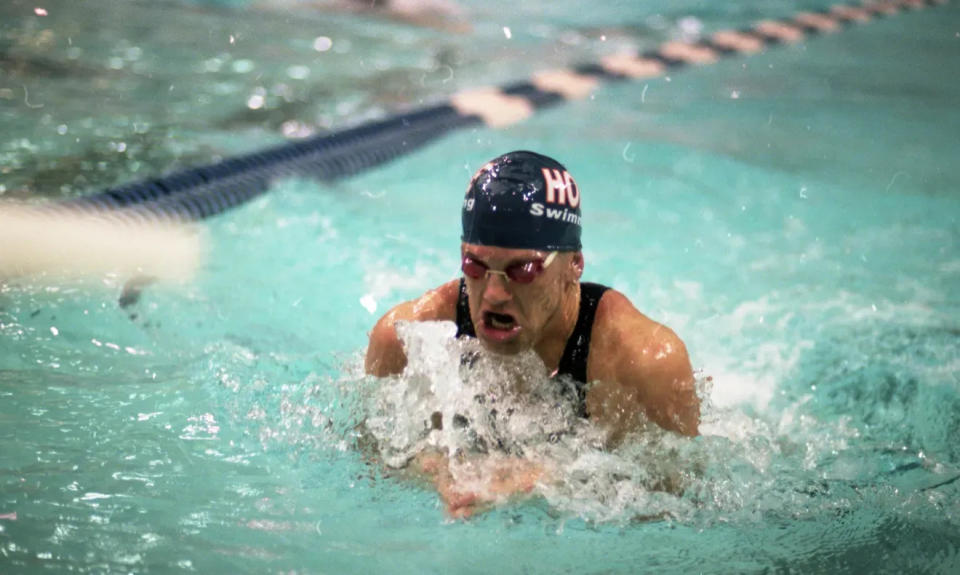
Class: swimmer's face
460,243,580,355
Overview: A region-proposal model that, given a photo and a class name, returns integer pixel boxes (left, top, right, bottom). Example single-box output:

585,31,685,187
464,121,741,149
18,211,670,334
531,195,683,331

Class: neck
534,280,581,374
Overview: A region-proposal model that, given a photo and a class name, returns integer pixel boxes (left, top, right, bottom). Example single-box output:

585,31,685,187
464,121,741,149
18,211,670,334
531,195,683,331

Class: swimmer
365,151,700,516
247,0,471,34
337,0,470,33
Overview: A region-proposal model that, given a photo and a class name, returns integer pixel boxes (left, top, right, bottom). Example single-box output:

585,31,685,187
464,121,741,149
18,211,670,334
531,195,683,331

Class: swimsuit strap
556,282,609,383
455,278,476,338
556,282,609,415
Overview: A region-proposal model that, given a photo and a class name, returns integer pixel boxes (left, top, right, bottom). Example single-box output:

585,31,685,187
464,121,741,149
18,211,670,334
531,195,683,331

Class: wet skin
460,244,582,368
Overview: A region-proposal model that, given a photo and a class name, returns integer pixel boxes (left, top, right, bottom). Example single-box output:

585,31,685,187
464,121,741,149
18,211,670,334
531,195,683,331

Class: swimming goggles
461,252,557,284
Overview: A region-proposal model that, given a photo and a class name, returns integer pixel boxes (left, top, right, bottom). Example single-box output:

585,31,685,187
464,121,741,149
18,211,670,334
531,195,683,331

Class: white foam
939,260,960,274
360,257,451,313
358,323,727,520
346,291,913,522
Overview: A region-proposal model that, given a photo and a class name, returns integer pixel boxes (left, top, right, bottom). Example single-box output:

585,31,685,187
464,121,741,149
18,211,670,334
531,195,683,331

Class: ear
571,251,584,279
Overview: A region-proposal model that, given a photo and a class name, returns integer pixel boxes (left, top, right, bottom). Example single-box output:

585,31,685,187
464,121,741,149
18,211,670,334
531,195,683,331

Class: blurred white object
0,203,205,283
676,16,703,42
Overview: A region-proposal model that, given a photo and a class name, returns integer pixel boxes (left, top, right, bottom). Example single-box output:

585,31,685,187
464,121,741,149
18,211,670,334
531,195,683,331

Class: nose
481,273,512,306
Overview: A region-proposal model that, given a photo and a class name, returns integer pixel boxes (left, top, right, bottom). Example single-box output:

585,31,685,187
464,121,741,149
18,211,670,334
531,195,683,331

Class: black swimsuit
454,279,610,416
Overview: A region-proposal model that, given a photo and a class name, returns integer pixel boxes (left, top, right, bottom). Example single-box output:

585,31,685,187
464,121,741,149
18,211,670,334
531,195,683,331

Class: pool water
2,0,959,572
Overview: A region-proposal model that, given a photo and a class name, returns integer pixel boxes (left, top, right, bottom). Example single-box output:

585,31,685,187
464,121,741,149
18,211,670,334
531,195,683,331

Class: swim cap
461,151,582,251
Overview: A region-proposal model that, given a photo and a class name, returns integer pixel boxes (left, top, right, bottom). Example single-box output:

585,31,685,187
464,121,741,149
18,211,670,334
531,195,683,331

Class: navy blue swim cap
461,151,582,251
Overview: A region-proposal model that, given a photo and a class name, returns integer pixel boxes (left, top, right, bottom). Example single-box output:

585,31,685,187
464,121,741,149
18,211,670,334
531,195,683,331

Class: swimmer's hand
413,450,548,519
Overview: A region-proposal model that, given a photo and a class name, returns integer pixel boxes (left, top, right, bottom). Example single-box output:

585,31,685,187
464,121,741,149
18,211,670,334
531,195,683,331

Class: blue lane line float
63,0,951,222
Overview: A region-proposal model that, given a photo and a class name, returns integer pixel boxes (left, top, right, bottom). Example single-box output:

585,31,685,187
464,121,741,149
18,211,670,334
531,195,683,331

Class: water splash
347,322,958,525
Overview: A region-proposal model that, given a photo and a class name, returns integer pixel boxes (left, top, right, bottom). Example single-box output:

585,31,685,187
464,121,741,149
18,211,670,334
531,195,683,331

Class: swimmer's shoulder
588,287,687,378
591,287,650,335
590,287,699,436
372,279,459,329
408,279,460,322
366,280,460,376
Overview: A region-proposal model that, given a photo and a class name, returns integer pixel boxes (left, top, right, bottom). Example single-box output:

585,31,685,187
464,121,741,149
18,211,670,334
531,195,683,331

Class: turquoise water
2,0,960,572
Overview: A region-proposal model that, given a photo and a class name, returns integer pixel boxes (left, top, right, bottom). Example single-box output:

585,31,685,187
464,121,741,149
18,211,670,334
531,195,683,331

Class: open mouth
480,311,520,342
484,311,516,330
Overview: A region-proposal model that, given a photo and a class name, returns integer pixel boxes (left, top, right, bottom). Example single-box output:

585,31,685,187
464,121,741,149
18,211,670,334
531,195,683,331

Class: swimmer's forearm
410,450,548,518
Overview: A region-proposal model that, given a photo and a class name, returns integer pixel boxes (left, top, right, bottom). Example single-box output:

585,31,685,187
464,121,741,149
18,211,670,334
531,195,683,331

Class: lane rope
61,0,951,223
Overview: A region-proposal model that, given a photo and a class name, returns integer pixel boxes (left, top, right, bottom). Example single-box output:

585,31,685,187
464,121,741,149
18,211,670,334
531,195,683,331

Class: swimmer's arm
364,280,460,377
365,306,411,377
411,449,547,519
587,295,700,438
620,330,700,437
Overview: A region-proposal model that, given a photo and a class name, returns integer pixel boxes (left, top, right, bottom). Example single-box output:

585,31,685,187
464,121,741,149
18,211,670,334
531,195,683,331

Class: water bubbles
79,492,112,502
333,38,351,54
202,58,223,73
502,27,512,39
553,32,582,50
885,171,908,192
281,120,314,138
286,65,310,80
313,36,333,52
419,64,454,87
180,413,220,441
114,553,142,566
271,82,293,102
231,59,255,74
359,294,377,314
677,16,703,41
246,93,265,110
